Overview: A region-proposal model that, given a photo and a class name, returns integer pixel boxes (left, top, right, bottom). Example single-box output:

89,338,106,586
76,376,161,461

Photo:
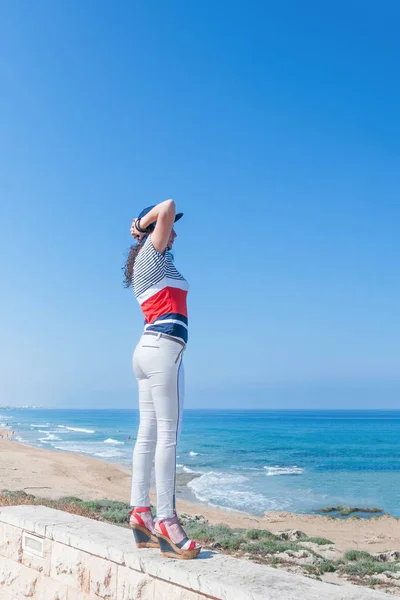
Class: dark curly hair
122,239,146,288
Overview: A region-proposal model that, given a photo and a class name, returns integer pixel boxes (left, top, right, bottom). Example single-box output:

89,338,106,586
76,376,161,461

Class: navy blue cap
137,205,183,231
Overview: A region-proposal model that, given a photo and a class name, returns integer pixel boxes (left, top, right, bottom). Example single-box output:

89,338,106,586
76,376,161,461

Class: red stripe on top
159,521,169,538
132,513,145,528
141,287,188,324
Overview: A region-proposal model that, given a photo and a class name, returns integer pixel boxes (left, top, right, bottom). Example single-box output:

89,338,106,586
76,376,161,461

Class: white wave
103,438,124,445
14,436,26,443
176,463,184,468
54,444,80,453
38,429,68,434
242,467,264,471
57,426,95,434
94,450,124,459
189,451,199,456
53,441,123,460
264,466,304,476
182,466,197,473
38,434,62,442
188,471,277,513
30,424,49,428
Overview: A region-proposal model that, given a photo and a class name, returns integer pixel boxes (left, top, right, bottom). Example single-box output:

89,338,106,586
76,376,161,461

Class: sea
1,409,400,518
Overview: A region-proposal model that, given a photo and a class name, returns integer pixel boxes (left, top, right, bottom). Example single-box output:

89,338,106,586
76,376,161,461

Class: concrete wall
0,505,390,600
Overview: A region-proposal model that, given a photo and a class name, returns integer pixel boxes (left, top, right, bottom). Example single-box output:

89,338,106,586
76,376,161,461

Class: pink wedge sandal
129,507,159,549
155,514,201,560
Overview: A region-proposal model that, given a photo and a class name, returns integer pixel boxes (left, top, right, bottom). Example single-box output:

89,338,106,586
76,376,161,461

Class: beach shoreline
1,428,400,554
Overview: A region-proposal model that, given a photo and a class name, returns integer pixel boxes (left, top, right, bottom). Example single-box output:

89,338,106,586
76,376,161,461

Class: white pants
130,333,184,519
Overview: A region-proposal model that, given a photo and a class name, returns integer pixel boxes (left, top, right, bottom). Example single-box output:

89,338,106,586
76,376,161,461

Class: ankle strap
128,507,151,515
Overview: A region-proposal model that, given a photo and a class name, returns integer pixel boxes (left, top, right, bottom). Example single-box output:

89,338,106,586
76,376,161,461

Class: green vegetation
340,548,400,581
302,536,333,545
368,577,384,587
318,505,383,517
245,528,277,540
302,559,338,578
243,540,302,555
270,556,278,568
319,560,337,573
220,536,248,551
342,561,400,577
344,549,377,562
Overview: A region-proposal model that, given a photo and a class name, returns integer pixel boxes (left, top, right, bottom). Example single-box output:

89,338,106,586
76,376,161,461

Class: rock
211,542,222,549
383,571,400,580
179,513,208,525
372,550,400,562
298,541,341,561
276,529,307,541
320,572,346,587
373,573,390,583
361,534,386,544
298,541,329,549
373,572,400,586
276,550,320,566
314,549,340,561
263,511,292,522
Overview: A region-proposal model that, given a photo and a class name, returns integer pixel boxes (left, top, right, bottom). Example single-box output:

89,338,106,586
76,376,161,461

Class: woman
123,199,200,560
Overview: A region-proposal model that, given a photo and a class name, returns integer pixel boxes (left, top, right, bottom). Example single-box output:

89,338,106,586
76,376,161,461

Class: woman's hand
130,219,145,242
131,200,176,252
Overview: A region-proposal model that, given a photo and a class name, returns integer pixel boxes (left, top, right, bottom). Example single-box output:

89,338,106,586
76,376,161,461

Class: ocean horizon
2,408,400,518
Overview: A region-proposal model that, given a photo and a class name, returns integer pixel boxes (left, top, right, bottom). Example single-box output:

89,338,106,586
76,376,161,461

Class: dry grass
0,491,100,521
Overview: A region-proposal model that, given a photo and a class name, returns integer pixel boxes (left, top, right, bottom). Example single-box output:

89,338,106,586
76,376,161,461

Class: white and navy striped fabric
133,235,189,343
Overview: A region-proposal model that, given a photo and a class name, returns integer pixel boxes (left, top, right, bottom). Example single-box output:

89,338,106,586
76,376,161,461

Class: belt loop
174,347,184,364
156,332,162,341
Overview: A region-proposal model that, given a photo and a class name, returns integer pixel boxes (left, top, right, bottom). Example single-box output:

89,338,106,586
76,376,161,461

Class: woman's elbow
165,198,176,210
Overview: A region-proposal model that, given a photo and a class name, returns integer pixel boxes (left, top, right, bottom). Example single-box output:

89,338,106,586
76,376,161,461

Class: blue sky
1,1,399,408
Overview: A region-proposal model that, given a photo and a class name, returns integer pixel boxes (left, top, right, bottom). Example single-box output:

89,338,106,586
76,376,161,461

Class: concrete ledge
0,505,390,600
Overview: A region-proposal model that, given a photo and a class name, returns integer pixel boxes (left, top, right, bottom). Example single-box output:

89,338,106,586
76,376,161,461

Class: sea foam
188,471,276,513
94,450,124,458
264,465,304,476
57,426,95,434
182,466,197,473
38,434,62,442
103,438,124,445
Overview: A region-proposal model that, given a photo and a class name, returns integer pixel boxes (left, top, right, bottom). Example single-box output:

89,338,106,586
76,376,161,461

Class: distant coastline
2,408,400,518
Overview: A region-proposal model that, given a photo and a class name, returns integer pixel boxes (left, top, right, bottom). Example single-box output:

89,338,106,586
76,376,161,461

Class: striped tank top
133,235,189,343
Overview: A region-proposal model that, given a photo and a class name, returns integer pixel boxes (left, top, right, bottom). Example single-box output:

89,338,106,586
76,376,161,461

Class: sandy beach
1,429,400,554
